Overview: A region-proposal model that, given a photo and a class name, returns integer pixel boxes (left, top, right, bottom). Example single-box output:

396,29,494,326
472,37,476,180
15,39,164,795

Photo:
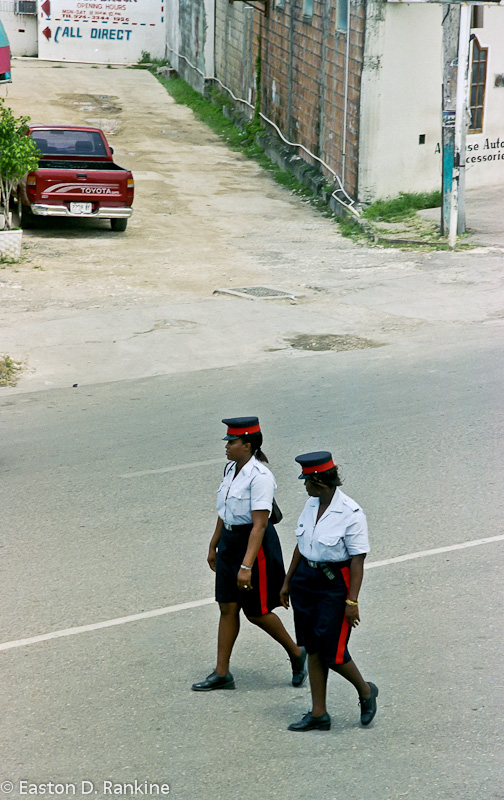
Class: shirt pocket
226,487,252,517
317,530,343,547
316,528,345,559
295,523,306,541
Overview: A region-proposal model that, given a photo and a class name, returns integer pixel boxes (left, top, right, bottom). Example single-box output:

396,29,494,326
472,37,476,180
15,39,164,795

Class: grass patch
0,254,23,267
363,191,442,223
0,355,22,387
132,51,169,70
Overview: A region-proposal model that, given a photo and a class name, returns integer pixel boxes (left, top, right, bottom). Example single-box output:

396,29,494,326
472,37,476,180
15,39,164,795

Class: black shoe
288,711,331,732
191,671,235,692
359,681,378,725
291,646,308,687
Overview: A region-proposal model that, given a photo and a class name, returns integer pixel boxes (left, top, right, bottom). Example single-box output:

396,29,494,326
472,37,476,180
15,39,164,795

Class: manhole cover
286,334,385,352
213,286,300,300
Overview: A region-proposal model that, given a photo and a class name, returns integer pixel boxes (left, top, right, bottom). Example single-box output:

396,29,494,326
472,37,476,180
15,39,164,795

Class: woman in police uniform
192,417,307,692
280,451,378,731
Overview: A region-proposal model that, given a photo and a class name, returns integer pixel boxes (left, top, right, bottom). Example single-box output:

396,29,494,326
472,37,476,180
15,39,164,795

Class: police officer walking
192,417,307,692
280,451,378,730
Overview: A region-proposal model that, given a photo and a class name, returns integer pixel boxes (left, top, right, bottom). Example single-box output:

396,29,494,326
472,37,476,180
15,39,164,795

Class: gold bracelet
346,599,359,606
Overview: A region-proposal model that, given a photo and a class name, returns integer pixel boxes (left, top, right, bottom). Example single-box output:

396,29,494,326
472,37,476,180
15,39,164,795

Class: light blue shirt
295,488,370,562
217,456,276,526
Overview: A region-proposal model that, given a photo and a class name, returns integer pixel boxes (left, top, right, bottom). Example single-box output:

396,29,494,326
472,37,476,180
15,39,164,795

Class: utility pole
448,4,471,247
441,5,460,237
442,3,472,247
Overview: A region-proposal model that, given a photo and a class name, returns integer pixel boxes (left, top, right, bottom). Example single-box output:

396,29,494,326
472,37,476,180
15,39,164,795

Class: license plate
70,202,92,215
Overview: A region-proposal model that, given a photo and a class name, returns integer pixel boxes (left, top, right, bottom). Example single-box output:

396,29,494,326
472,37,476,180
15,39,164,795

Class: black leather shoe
291,646,308,687
359,681,378,725
191,671,235,692
288,712,331,732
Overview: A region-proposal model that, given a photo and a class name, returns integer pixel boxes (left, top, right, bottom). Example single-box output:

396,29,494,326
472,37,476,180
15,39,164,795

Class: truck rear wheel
21,203,35,229
110,218,127,232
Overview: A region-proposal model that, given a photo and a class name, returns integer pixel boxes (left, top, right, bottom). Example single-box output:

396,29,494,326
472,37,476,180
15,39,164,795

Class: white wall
165,0,215,91
165,0,180,69
0,8,38,56
358,2,443,203
37,0,165,64
358,2,504,203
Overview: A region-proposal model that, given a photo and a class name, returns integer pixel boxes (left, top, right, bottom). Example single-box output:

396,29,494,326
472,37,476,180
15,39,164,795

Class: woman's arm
346,553,366,627
280,544,302,609
207,517,223,572
236,509,269,589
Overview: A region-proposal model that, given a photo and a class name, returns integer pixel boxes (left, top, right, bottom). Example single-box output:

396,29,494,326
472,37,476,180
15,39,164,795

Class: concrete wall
214,0,365,200
0,5,38,56
166,0,214,93
358,1,443,203
214,0,256,111
359,2,504,203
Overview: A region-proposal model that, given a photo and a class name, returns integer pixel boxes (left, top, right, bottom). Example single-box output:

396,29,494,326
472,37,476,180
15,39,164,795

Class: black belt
304,556,350,569
223,522,253,532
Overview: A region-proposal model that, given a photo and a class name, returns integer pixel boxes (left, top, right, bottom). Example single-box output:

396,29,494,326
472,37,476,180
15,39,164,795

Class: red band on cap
302,459,335,474
227,424,261,436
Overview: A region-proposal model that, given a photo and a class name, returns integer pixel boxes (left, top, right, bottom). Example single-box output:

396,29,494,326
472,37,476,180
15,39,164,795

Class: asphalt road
1,336,503,800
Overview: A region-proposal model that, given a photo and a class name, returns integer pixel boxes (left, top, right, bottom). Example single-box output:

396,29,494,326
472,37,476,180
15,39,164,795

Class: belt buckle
307,559,319,568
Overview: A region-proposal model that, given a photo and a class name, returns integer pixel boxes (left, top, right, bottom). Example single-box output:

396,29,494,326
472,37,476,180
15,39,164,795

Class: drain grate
286,334,385,352
213,286,299,300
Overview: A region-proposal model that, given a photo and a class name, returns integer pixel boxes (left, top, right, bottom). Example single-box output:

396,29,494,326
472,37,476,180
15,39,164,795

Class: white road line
365,534,504,568
0,598,215,652
119,458,223,478
1,534,503,653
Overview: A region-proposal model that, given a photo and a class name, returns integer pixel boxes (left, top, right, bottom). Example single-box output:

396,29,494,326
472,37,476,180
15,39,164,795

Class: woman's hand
280,579,290,609
207,546,217,572
345,603,360,628
237,567,252,591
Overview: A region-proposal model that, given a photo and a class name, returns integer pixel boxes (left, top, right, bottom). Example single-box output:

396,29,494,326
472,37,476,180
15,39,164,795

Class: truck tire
21,203,35,229
110,218,127,232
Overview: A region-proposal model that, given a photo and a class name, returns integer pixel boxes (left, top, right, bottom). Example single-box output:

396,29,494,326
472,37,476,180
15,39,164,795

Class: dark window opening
471,7,483,28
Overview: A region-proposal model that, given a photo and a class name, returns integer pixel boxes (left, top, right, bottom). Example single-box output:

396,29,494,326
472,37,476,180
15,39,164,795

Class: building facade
166,1,504,204
3,0,504,202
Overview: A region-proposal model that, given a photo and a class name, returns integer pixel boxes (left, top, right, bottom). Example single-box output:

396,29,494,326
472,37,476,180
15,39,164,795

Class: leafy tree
0,100,40,230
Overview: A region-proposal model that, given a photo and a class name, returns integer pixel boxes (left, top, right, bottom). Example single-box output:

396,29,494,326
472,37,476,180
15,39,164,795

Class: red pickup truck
18,126,134,231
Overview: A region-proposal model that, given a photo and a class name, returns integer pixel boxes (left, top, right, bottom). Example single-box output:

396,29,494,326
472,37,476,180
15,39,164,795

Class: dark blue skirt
216,521,285,616
290,557,352,665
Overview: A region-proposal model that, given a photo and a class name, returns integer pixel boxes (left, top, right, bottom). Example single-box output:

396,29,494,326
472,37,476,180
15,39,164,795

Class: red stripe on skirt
256,546,269,615
335,565,351,665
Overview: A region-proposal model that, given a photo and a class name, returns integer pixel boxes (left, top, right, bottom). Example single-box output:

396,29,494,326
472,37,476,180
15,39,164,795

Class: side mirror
110,146,114,154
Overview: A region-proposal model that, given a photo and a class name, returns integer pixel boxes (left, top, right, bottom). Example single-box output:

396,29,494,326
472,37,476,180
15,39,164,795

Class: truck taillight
27,175,36,198
127,178,134,189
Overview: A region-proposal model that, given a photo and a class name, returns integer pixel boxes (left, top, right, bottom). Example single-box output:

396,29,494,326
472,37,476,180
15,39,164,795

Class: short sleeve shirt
217,456,276,526
295,488,370,562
